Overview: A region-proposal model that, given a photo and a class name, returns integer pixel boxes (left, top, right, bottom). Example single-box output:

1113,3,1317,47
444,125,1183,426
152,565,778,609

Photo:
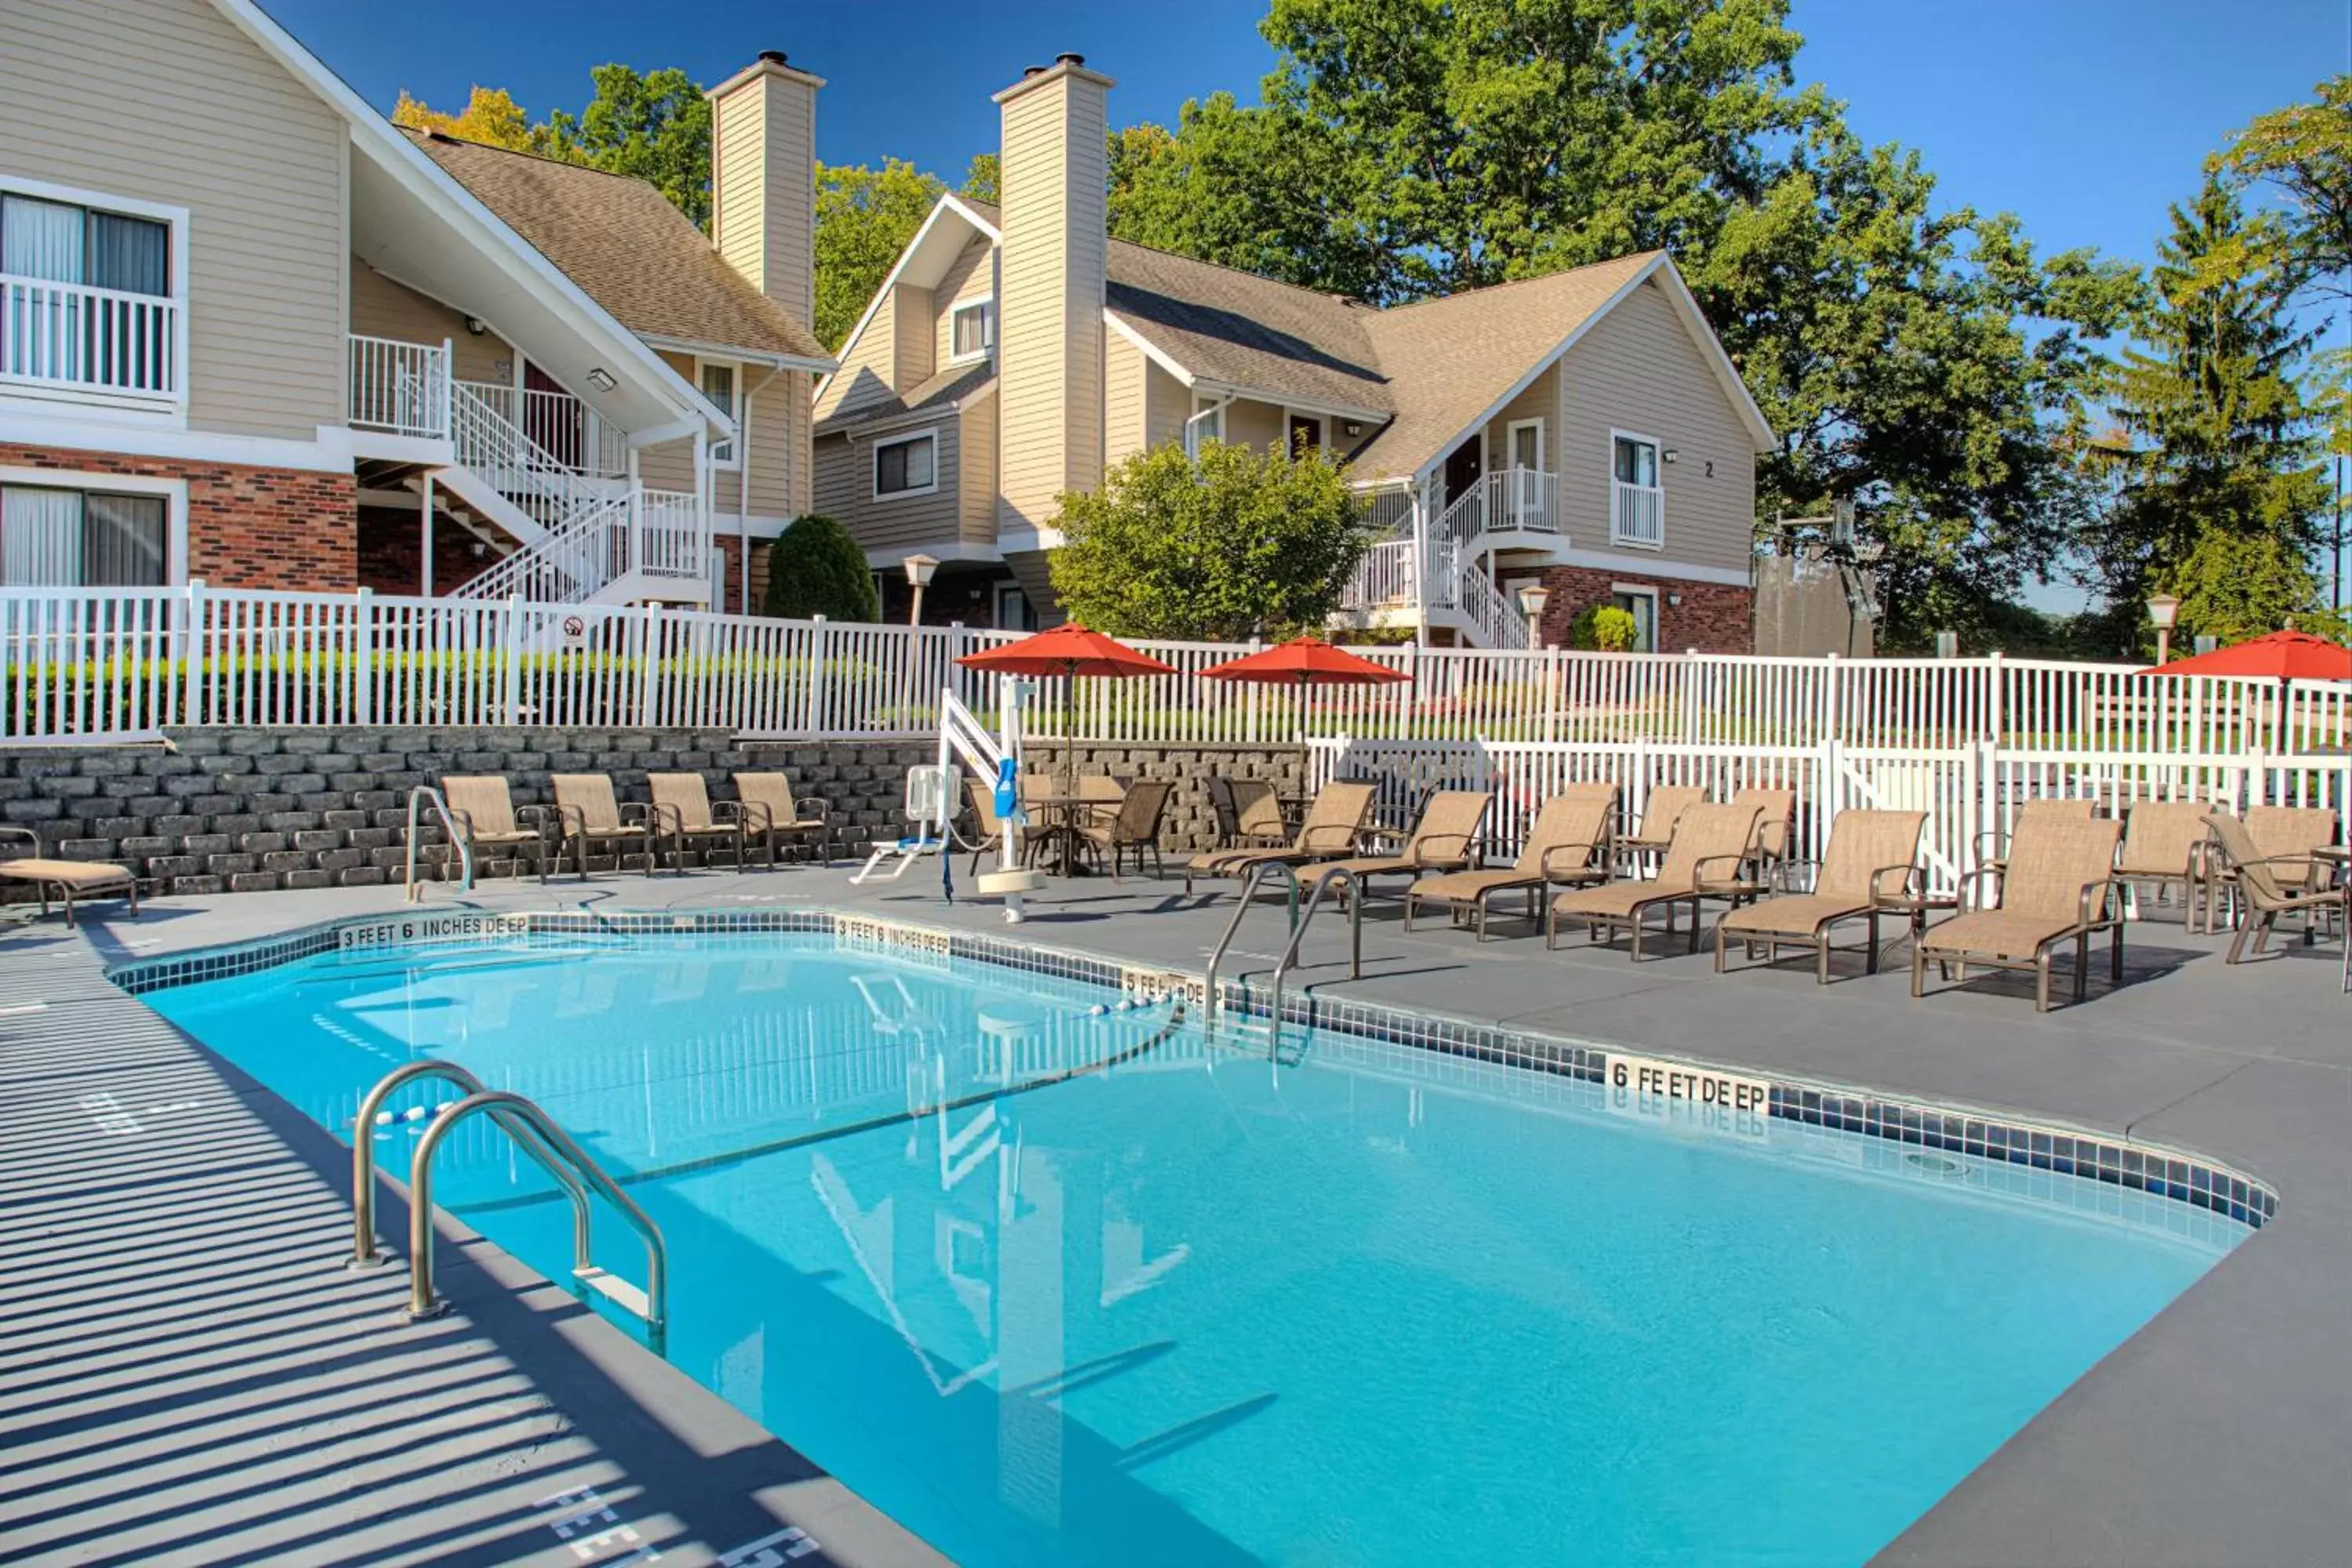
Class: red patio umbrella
2140,629,2352,751
1200,636,1413,783
956,623,1177,797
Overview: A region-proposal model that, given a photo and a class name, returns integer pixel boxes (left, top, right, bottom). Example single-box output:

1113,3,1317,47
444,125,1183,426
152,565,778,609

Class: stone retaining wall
0,731,1303,898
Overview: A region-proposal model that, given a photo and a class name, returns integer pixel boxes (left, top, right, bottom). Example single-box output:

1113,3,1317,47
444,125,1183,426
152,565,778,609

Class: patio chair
1730,786,1796,881
439,775,554,884
648,773,751,870
1073,780,1174,879
1617,783,1707,873
1298,789,1493,903
1548,801,1763,960
1183,781,1376,895
1912,814,2123,1011
1715,810,1926,983
1205,776,1287,854
2248,804,2338,891
1973,797,2095,877
2202,811,2346,966
1404,783,1618,940
549,774,659,878
0,826,140,923
2113,800,2215,923
735,772,835,866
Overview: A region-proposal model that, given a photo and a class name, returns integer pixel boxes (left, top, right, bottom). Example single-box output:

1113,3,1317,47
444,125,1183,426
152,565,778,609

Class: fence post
181,579,206,728
808,615,830,734
501,596,523,721
638,602,663,728
353,586,374,727
1818,650,1839,748
1986,651,2004,745
1975,738,1998,872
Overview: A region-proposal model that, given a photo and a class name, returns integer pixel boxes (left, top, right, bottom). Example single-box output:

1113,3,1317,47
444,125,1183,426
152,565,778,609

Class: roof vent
1055,52,1086,67
1022,64,1047,78
757,49,789,67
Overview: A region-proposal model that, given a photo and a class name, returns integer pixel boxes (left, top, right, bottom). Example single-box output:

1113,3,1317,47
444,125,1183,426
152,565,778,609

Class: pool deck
6,863,2348,1566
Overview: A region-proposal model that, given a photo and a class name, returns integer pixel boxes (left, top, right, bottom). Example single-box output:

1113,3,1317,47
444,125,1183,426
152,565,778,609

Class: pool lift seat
853,762,959,884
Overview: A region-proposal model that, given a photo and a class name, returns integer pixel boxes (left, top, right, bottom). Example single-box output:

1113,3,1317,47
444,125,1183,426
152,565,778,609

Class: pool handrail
348,1060,589,1270
404,784,475,901
1203,860,1303,1030
407,1089,670,1353
1268,865,1367,1037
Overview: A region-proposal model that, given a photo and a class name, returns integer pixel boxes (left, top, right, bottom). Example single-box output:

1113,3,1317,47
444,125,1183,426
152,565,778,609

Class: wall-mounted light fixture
1662,448,1679,465
1345,421,1363,437
585,367,618,392
1667,593,1683,607
464,317,488,337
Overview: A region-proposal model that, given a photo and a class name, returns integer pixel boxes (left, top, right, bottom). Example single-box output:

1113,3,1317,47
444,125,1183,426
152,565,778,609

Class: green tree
1568,605,1639,652
390,85,537,151
960,152,1000,205
1050,441,1369,640
2093,178,2331,644
541,66,713,229
2212,76,2352,307
814,159,945,350
763,514,881,622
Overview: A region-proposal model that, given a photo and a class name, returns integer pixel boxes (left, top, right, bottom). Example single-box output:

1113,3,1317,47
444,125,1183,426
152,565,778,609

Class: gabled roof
404,130,831,369
815,361,995,437
1105,243,1389,418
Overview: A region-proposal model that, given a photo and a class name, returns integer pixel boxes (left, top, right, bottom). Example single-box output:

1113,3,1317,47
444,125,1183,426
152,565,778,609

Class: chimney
993,54,1113,540
706,52,825,328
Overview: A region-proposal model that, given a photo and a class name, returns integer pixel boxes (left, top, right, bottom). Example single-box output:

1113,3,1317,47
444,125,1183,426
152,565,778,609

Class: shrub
764,514,880,622
1569,604,1639,652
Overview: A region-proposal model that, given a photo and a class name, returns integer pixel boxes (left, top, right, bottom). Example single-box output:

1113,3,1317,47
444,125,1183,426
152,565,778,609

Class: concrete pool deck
5,864,2347,1566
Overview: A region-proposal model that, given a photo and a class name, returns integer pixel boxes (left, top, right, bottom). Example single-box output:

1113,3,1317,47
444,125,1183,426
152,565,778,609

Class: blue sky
269,0,2348,276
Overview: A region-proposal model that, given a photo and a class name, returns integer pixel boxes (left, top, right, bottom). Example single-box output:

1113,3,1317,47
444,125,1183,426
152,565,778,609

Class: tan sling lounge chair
1404,784,1618,939
440,775,554,883
1913,814,2122,1011
734,772,835,866
1715,809,1926,982
1730,786,1796,880
1617,783,1707,870
550,774,659,877
1183,781,1376,895
648,773,753,869
1298,789,1492,901
0,826,138,922
1974,797,2095,877
2113,800,2215,924
1205,777,1287,855
1548,801,1763,959
2203,811,2346,966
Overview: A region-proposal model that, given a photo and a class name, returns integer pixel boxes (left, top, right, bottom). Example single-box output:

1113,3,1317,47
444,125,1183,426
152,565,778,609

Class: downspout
1183,392,1235,458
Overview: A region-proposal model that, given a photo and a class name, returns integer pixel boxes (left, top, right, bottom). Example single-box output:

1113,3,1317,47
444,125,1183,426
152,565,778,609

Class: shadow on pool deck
13,866,2352,1566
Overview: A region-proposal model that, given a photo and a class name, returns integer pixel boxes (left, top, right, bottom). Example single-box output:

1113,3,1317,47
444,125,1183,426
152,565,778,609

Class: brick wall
1531,564,1753,655
0,732,1310,899
0,445,356,590
356,504,494,597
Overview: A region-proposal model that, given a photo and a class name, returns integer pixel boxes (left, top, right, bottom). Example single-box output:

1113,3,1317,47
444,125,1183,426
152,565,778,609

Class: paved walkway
9,862,2349,1566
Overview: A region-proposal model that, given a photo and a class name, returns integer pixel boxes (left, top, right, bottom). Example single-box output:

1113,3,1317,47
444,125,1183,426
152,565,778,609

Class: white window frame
1505,417,1545,474
948,296,995,365
1608,427,1664,550
1610,582,1661,652
0,175,192,422
695,357,742,470
871,429,940,501
993,581,1033,633
1185,394,1227,459
1280,408,1327,456
0,464,190,586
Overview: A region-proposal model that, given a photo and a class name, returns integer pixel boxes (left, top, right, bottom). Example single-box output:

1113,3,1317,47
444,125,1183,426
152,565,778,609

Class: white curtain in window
0,486,85,586
82,493,168,586
85,212,168,296
2,196,87,383
2,195,83,281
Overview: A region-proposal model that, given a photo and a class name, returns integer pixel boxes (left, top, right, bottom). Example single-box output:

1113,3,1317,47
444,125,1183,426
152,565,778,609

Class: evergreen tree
764,514,881,622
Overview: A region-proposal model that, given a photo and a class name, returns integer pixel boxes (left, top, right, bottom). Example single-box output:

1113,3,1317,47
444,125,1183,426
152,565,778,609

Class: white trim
1105,310,1196,387
815,193,996,406
0,463,189,585
1280,408,1327,455
641,332,804,372
871,429,939,501
0,174,193,421
947,296,995,365
695,357,743,470
1195,379,1387,428
0,409,357,473
861,539,1003,568
1185,392,1230,456
1608,426,1665,550
938,192,1001,242
1555,546,1746,586
1504,416,1544,474
1607,582,1661,653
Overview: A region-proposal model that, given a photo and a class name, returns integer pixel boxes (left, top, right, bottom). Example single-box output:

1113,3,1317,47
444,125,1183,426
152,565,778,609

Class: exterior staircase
1338,470,1570,648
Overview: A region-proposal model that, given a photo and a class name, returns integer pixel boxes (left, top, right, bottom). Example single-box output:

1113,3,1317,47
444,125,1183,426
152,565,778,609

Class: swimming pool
143,920,2253,1566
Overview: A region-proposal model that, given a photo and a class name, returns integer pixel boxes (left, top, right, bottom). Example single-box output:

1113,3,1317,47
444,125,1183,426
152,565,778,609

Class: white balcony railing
349,333,452,438
1612,480,1664,548
1,273,183,404
1437,468,1565,544
458,380,627,479
1346,536,1420,609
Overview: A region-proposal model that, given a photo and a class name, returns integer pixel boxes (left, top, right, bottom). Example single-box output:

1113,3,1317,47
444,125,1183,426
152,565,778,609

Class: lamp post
902,554,938,627
1515,580,1551,648
2148,592,2180,666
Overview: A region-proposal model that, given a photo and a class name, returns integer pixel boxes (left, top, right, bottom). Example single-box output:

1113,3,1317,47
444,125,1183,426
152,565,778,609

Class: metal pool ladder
1203,862,1364,1038
348,1061,668,1353
404,785,474,900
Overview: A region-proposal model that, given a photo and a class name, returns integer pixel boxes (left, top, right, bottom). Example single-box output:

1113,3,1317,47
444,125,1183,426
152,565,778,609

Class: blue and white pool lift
849,679,1048,920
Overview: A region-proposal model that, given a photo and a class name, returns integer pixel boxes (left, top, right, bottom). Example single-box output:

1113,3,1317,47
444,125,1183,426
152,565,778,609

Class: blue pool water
148,932,2245,1566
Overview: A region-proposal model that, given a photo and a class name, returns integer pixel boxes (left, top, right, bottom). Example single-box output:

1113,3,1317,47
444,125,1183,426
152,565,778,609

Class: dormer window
950,299,993,365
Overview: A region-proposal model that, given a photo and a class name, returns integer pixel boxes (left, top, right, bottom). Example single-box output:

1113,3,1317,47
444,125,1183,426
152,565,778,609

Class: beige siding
739,367,805,520
1142,359,1190,452
0,0,347,440
957,391,997,542
931,236,994,367
814,293,898,422
995,67,1108,536
1222,398,1285,454
1483,361,1560,474
1555,276,1756,574
348,260,514,385
709,67,816,323
636,350,699,492
813,418,964,554
1103,332,1145,466
891,285,935,390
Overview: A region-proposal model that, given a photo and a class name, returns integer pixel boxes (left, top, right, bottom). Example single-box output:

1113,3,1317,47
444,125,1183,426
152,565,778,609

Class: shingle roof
815,361,994,437
405,129,829,365
1105,243,1391,417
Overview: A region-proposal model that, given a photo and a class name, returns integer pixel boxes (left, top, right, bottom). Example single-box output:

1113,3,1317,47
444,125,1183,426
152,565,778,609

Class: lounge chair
1715,809,1926,982
1548,801,1763,959
0,826,139,922
1073,780,1174,879
1974,797,2095,877
734,772,835,866
1912,814,2122,1011
1298,789,1492,902
648,773,752,869
1730,786,1796,881
1183,780,1376,895
2113,800,2215,922
1403,783,1618,939
439,775,554,883
1205,776,1287,855
2203,811,2346,965
1617,783,1707,872
549,774,659,877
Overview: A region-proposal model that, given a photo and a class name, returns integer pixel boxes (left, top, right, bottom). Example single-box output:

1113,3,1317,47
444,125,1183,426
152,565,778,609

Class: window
1,183,183,403
994,582,1036,632
873,430,938,499
1186,396,1225,457
699,361,740,467
1610,585,1659,652
1610,430,1664,548
0,485,169,586
1285,412,1324,456
949,299,993,364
